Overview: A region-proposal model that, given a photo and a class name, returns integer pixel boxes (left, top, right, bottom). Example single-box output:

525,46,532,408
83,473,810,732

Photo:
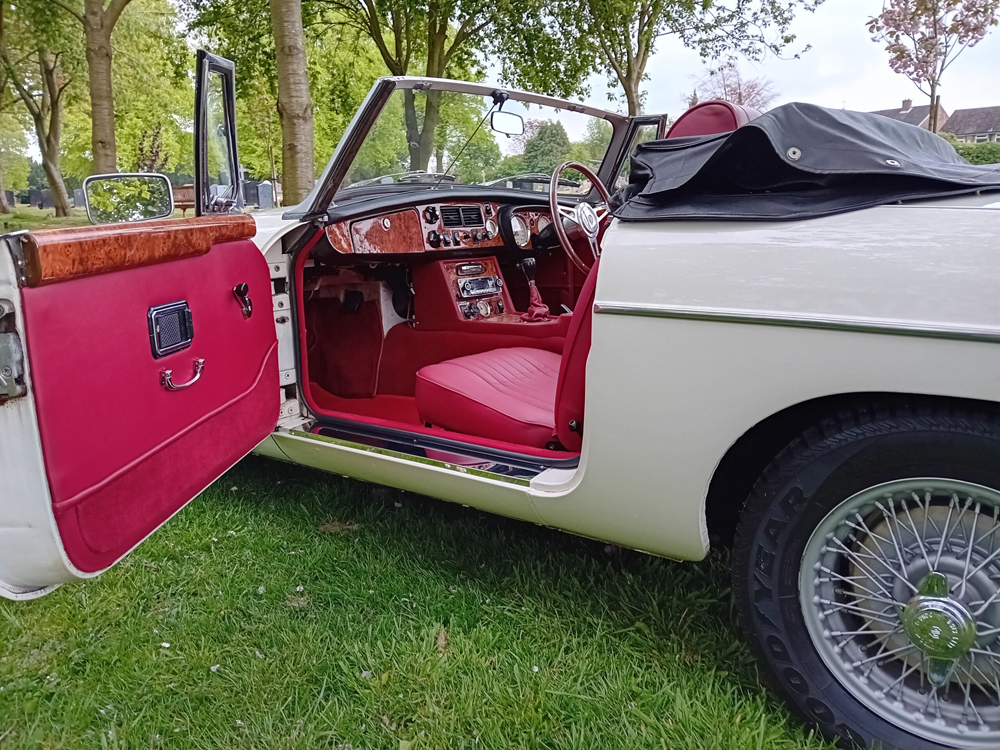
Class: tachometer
510,214,531,248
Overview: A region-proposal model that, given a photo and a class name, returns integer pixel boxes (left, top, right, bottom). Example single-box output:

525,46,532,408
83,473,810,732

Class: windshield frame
288,77,631,220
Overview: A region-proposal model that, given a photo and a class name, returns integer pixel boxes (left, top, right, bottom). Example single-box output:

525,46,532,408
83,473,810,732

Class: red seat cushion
415,347,560,448
666,100,762,138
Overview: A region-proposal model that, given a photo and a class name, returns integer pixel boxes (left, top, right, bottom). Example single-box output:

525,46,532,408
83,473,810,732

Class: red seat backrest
666,100,761,138
554,258,601,452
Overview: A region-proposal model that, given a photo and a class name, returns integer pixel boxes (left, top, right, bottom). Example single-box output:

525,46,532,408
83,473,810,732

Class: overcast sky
554,0,1000,118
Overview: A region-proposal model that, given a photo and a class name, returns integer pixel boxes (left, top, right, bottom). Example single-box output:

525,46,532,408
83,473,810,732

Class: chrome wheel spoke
801,478,1000,748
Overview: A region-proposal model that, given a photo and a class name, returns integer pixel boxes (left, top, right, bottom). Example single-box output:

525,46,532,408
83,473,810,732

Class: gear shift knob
519,257,537,285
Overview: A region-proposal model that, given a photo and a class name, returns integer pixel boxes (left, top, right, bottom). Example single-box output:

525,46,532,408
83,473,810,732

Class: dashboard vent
441,206,463,228
459,206,484,226
440,205,484,228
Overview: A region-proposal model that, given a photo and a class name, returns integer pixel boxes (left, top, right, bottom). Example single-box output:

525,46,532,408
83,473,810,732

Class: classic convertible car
4,50,1000,749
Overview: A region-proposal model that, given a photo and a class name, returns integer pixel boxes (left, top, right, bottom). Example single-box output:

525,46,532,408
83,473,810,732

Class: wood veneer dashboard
324,201,551,256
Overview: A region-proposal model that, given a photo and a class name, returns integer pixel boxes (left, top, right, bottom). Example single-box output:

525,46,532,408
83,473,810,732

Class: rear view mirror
83,173,174,225
491,111,525,137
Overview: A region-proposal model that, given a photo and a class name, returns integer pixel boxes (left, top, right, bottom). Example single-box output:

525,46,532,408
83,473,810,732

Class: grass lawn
0,458,836,749
1,207,197,233
1,207,93,233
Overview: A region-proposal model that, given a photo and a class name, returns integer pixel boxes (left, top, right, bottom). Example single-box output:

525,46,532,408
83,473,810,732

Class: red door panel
20,238,278,572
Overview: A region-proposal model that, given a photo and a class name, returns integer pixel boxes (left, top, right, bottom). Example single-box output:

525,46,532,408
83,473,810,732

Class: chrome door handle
233,283,252,319
161,358,205,391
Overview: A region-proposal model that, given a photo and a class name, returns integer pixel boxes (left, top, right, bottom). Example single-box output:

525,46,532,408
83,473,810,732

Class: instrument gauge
485,218,498,239
510,214,531,248
536,215,551,234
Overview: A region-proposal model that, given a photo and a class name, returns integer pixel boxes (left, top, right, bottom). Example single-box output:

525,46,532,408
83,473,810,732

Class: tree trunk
83,0,118,174
39,141,71,217
0,161,9,214
928,81,938,133
403,89,421,169
416,90,441,170
623,79,641,116
269,0,315,205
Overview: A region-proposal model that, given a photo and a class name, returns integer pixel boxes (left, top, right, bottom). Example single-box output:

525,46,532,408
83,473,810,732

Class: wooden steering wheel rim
548,160,613,275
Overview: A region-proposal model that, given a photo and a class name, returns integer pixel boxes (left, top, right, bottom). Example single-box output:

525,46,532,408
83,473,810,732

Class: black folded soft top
614,102,1000,222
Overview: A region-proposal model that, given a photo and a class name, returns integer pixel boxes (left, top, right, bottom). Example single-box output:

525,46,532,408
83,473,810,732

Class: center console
412,255,536,328
450,260,507,319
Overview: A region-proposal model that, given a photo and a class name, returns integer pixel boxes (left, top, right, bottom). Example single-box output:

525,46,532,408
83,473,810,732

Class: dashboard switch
423,206,439,223
427,230,442,248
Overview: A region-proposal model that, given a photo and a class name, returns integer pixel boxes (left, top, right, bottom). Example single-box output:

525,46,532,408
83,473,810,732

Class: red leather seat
416,347,561,447
415,260,600,451
665,100,761,138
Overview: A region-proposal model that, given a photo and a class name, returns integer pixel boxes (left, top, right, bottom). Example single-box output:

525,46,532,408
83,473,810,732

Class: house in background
939,106,1000,142
869,98,950,131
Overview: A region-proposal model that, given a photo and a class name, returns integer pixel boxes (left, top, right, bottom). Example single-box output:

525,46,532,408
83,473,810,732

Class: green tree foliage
60,0,193,181
0,99,30,211
84,173,172,223
187,0,391,190
432,93,503,182
569,118,614,167
0,0,85,215
559,0,821,115
521,121,572,174
27,161,47,191
309,32,388,175
0,117,30,189
953,140,1000,165
49,0,139,174
312,0,593,171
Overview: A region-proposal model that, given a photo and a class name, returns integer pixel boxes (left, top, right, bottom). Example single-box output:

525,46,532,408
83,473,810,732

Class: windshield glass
340,88,614,195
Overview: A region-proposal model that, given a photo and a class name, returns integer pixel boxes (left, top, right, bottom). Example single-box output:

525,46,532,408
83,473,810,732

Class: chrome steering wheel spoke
549,161,612,276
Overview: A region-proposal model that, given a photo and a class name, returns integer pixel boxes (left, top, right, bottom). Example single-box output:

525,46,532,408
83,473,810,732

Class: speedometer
510,214,531,248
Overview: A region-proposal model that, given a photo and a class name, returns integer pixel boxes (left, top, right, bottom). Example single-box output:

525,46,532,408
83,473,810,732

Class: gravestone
3,190,13,208
41,190,54,209
28,188,41,208
243,180,260,208
258,181,274,210
73,188,86,209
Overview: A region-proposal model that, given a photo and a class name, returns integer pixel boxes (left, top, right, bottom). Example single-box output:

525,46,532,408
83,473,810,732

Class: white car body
4,193,999,598
7,61,1000,748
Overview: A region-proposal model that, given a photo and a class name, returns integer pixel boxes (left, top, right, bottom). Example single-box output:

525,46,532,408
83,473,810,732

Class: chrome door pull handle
233,283,252,319
161,358,205,391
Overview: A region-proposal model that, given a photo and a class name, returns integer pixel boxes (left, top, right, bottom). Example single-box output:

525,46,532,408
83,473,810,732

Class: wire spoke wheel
801,478,1000,748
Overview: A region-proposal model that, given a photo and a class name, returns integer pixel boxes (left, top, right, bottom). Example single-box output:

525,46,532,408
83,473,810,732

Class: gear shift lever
519,257,551,322
519,257,538,285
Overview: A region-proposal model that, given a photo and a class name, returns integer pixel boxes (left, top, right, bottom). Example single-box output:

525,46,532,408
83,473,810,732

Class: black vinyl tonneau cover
614,102,1000,222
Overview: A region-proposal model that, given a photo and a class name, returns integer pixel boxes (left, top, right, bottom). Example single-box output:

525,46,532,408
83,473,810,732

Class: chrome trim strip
593,302,1000,344
285,429,533,487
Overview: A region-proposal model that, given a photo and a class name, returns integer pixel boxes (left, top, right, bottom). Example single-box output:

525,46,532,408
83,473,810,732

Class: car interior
293,101,761,462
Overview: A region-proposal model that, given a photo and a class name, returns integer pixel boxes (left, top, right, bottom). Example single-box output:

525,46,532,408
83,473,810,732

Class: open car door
0,51,278,599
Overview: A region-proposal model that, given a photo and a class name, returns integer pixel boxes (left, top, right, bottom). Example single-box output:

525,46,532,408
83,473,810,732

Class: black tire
732,404,1000,750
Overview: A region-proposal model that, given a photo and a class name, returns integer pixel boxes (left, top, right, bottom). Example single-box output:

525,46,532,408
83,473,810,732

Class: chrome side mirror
490,110,525,137
83,173,174,225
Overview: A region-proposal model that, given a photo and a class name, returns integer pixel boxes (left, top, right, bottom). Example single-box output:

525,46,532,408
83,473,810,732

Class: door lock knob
233,283,253,319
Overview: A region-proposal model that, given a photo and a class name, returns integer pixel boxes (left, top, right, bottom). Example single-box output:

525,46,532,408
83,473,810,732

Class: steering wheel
549,161,612,275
